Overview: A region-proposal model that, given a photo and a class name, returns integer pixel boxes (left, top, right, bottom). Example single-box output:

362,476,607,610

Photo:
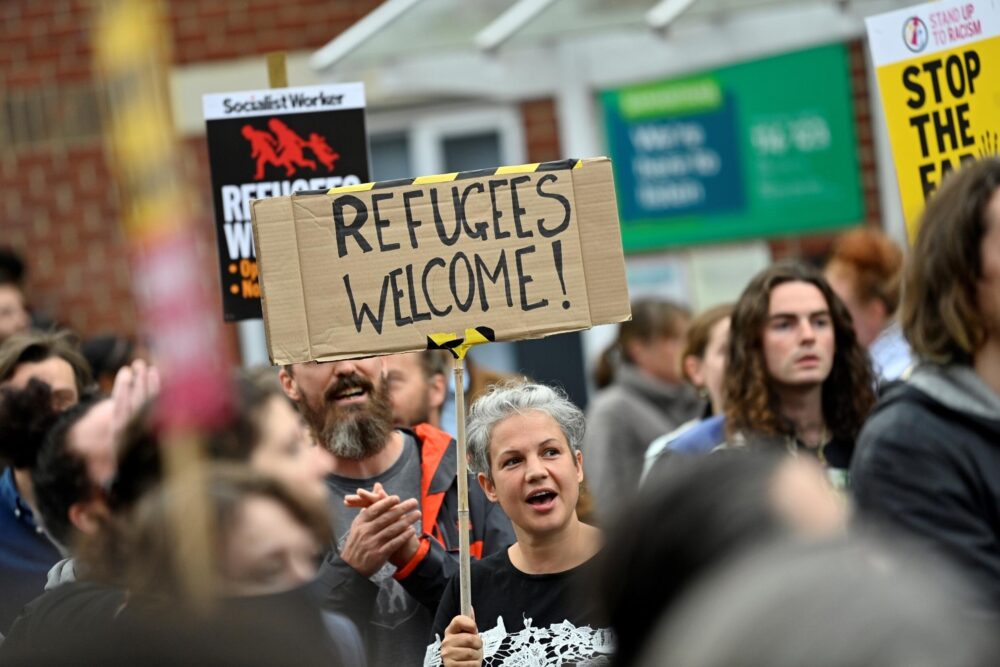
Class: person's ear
477,472,498,503
279,367,301,402
428,373,447,411
575,449,584,484
68,499,108,536
623,338,647,367
682,355,704,388
867,297,888,330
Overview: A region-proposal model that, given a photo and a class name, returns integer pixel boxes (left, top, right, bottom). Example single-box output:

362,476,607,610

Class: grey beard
322,408,391,460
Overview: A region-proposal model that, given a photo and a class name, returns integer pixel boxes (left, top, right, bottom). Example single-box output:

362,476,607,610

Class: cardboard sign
251,158,631,364
203,83,370,321
867,1,1000,239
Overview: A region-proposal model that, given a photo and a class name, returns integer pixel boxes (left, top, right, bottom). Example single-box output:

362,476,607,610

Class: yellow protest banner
867,0,1000,240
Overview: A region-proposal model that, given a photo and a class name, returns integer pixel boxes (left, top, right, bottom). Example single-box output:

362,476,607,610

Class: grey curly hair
466,381,585,481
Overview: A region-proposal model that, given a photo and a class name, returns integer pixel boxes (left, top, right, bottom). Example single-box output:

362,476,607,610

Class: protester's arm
395,477,514,611
314,548,381,631
393,536,458,611
315,492,421,629
110,359,160,442
339,493,421,577
343,483,450,611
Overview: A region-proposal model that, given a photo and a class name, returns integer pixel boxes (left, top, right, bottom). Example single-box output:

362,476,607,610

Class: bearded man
279,357,513,667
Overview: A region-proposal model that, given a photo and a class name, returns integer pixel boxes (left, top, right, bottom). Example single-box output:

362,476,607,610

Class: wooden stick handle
454,357,473,618
266,52,288,88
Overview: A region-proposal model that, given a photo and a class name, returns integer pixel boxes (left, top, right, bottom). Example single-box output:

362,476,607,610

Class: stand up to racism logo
903,16,930,52
203,82,370,321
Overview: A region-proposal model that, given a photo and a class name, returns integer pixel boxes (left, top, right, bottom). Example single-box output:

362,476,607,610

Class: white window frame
366,103,527,177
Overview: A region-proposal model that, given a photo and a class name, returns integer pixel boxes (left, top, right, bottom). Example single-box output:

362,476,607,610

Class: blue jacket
668,415,726,455
0,467,62,633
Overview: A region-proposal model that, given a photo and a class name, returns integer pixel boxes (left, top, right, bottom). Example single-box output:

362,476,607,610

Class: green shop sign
602,44,864,252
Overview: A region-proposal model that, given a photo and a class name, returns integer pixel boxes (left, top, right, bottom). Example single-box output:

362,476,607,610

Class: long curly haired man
724,261,875,484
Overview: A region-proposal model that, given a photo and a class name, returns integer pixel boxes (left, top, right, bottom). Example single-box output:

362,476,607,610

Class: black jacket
316,424,514,624
851,365,1000,612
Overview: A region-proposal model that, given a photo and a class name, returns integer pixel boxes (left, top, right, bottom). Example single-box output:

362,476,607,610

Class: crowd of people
0,158,998,665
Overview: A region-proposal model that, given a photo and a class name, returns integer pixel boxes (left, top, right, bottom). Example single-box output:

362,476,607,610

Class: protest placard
867,0,1000,239
251,158,631,364
203,82,370,321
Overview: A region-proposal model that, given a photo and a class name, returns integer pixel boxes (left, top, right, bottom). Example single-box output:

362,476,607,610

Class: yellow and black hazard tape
291,158,584,197
426,326,496,360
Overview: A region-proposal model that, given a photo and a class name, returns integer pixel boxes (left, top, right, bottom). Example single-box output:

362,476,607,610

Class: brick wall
168,0,376,64
0,0,130,340
0,0,378,362
520,99,562,164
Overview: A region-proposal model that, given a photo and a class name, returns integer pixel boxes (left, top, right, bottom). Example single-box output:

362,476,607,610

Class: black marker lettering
405,263,432,323
473,250,513,312
421,257,451,317
535,174,571,238
332,195,371,258
449,252,475,312
388,268,411,327
514,245,548,311
403,190,424,249
372,192,399,252
488,178,511,240
344,273,388,334
434,189,462,246
509,175,532,238
456,182,488,241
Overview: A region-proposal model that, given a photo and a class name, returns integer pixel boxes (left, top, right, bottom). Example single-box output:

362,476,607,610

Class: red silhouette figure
307,132,340,171
242,125,282,180
268,118,316,176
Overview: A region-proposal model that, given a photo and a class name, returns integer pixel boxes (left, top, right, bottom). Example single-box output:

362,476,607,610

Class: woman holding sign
423,382,613,667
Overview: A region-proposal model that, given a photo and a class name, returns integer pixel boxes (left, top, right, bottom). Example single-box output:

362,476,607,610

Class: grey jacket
583,364,702,523
852,363,1000,612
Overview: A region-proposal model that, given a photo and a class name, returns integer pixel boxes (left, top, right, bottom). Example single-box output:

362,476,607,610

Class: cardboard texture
252,157,631,364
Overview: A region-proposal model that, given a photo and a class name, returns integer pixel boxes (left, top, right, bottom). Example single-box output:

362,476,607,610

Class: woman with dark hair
584,298,701,522
597,449,847,666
